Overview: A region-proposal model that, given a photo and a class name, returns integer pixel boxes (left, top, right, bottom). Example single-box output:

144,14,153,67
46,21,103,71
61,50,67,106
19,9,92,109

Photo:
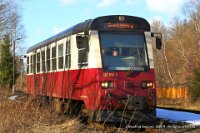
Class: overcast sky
21,0,190,49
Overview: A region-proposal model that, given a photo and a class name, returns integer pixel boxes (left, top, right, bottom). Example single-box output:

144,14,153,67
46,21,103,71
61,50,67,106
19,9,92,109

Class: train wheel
53,98,64,114
40,96,50,107
63,100,83,116
63,100,72,114
78,104,89,123
88,110,95,122
71,101,83,117
32,96,50,107
88,110,99,122
88,110,102,123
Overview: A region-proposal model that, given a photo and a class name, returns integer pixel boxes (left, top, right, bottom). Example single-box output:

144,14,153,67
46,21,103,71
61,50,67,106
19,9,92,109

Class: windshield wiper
127,65,135,77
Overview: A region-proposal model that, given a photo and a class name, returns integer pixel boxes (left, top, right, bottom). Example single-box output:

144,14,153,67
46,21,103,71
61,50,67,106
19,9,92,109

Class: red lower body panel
26,68,156,111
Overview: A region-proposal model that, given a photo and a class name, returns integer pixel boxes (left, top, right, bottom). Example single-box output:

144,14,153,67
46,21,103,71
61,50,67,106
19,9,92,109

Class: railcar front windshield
100,32,148,71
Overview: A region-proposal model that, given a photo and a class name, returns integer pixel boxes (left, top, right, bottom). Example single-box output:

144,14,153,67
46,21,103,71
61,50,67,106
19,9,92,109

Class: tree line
0,0,24,88
151,0,200,100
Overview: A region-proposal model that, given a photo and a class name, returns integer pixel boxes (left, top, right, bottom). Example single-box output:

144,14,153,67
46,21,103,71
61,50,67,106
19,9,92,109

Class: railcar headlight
141,81,153,89
101,81,114,89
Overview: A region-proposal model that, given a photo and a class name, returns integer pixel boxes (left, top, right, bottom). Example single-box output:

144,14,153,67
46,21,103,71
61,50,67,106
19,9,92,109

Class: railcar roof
27,15,150,53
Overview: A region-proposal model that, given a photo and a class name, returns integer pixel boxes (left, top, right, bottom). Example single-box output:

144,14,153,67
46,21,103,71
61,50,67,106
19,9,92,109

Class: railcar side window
52,46,57,71
58,44,63,69
65,39,71,68
41,50,45,72
36,52,40,73
47,46,50,71
76,36,89,68
27,56,30,73
31,54,36,73
30,55,32,73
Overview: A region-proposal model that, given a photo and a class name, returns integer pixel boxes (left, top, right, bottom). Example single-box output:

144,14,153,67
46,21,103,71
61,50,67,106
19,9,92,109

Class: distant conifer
0,34,17,88
189,67,200,100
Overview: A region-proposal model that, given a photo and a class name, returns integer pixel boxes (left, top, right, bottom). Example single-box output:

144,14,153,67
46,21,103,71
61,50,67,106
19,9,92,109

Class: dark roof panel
27,15,150,53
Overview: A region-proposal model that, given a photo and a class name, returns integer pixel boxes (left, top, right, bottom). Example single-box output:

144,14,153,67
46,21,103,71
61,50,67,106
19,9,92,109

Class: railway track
84,118,200,133
157,106,200,115
5,92,200,132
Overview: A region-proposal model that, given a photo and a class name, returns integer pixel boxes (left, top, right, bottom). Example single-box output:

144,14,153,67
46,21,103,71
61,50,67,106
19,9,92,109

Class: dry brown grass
0,88,81,132
0,87,199,133
157,98,200,112
0,88,122,133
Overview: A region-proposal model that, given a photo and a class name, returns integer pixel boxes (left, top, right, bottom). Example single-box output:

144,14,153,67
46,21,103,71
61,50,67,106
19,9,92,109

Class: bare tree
0,0,25,89
151,0,200,89
0,0,24,45
181,1,200,83
151,19,175,87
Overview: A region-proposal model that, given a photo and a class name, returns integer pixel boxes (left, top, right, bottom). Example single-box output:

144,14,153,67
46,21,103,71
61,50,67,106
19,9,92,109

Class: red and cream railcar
26,15,161,123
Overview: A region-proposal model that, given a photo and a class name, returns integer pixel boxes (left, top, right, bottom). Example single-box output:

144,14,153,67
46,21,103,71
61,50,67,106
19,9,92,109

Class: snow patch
156,108,200,125
9,95,18,101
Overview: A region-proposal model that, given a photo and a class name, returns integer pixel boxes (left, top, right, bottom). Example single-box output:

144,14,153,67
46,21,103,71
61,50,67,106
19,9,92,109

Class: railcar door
62,38,72,98
72,35,89,94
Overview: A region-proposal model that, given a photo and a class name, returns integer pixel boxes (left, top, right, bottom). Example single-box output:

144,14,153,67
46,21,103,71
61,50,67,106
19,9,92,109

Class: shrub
189,67,200,100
